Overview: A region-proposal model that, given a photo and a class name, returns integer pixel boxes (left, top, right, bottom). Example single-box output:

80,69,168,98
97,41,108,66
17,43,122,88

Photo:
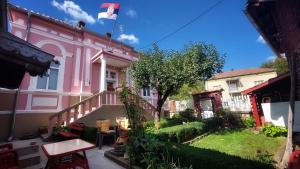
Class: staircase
46,90,156,138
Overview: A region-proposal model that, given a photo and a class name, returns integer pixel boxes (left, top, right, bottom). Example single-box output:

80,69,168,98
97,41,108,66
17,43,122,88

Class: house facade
0,5,156,140
205,68,277,112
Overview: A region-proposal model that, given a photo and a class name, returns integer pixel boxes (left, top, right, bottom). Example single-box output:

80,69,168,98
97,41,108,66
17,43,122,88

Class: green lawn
191,129,286,161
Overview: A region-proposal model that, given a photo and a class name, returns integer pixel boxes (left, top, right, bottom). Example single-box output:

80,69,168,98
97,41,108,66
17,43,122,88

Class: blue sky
9,0,275,71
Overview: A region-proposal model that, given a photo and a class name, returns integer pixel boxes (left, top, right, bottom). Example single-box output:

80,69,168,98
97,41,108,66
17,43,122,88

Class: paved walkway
87,146,125,169
4,138,125,169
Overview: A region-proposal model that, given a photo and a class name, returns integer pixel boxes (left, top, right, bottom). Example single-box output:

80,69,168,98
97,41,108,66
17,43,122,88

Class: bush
178,109,196,122
216,109,243,127
262,124,287,137
166,143,274,169
148,118,221,143
243,117,256,128
159,118,183,128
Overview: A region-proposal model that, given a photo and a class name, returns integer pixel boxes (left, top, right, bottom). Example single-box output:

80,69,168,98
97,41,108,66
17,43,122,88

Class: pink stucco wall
8,5,140,112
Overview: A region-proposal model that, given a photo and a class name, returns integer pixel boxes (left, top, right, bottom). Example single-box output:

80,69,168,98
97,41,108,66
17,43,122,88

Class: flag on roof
98,3,120,20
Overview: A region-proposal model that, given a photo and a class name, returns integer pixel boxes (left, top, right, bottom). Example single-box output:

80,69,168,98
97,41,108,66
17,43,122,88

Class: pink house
0,4,156,140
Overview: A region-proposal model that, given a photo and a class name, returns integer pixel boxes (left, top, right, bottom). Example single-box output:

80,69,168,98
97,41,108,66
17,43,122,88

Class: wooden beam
0,0,7,32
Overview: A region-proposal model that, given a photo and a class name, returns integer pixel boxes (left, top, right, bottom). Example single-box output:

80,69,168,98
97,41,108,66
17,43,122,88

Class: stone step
22,163,44,169
15,144,39,157
18,152,40,168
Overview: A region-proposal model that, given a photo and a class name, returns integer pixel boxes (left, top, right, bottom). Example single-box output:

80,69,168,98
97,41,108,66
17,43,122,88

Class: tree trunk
281,55,296,168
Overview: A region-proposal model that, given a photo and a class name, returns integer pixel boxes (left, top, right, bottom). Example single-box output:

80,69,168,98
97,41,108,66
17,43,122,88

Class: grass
190,129,286,162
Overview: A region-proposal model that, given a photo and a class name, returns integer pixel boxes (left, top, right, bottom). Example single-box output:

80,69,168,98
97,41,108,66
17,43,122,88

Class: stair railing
47,91,121,137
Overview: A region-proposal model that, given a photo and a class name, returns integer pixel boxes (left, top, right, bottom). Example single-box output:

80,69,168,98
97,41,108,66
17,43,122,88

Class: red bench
0,145,19,169
59,122,85,140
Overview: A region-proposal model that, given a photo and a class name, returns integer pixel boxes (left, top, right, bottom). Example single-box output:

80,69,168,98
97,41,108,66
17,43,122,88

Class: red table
42,139,95,169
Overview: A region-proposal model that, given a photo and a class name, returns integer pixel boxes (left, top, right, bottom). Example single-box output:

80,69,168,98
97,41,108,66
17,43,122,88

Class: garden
112,43,287,169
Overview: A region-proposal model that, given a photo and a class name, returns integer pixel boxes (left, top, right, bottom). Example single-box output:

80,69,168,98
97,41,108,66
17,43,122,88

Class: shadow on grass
167,143,275,169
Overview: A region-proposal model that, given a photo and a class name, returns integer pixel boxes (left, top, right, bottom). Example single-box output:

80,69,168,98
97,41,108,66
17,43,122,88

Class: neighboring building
205,68,277,112
0,4,156,140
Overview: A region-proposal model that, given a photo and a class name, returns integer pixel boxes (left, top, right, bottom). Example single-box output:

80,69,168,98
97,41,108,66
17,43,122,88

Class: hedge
166,143,275,169
147,118,221,143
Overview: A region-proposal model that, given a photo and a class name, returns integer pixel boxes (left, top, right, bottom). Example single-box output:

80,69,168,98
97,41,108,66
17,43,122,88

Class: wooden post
282,54,296,167
249,94,261,127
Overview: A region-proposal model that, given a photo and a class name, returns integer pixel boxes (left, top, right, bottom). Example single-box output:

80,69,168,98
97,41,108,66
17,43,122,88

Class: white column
100,57,107,92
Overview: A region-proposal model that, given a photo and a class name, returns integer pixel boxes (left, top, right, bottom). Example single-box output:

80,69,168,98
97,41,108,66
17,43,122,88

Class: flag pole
108,19,117,51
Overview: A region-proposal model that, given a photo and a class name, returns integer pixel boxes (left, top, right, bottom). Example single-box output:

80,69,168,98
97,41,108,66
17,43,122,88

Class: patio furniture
58,122,85,140
42,139,95,169
0,150,20,169
0,143,13,154
96,120,117,149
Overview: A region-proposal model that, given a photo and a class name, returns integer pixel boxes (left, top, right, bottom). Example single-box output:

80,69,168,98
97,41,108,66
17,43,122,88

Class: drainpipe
8,89,19,141
24,11,31,41
8,10,31,141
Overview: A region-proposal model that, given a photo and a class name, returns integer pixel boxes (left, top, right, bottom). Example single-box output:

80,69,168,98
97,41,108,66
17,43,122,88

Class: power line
138,0,225,50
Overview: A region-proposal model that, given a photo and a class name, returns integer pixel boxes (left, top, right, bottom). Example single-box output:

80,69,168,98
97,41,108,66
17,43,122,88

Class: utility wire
138,0,225,50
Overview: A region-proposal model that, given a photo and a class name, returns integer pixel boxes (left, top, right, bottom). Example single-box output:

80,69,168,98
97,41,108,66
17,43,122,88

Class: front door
200,98,214,119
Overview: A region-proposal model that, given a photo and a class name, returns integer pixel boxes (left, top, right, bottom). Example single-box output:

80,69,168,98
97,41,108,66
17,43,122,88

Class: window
106,70,116,80
37,62,59,90
142,87,151,97
228,80,238,91
213,85,221,90
254,80,264,85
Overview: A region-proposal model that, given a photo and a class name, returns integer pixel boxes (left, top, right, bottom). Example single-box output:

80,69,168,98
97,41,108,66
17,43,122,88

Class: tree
131,43,225,119
261,57,289,75
170,80,205,101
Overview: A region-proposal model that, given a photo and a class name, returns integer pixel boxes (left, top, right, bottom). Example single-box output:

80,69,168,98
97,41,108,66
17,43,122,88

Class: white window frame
105,69,118,88
254,80,264,85
28,57,65,92
36,63,59,90
228,80,238,91
142,87,151,97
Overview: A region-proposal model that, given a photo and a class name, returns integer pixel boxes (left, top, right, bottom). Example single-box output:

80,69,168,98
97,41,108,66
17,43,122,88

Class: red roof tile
209,68,276,80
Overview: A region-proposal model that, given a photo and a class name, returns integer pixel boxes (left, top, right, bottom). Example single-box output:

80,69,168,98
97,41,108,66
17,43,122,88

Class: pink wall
9,5,140,112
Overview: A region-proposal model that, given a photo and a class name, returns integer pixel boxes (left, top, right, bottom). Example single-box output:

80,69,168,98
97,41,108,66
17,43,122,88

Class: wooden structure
242,73,290,127
245,0,300,166
192,89,223,117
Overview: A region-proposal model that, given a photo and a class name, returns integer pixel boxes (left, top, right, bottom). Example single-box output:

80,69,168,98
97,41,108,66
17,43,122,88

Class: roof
209,68,276,80
8,4,137,52
192,89,223,96
245,0,283,56
242,72,290,95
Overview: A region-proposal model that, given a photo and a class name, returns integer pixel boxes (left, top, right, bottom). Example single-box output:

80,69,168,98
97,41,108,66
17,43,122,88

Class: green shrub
159,118,183,128
216,109,243,127
262,124,287,137
166,143,274,169
243,117,256,128
148,118,221,143
178,109,196,122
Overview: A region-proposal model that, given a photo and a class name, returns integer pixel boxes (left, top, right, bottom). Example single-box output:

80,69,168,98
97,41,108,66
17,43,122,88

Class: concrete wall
0,112,54,141
261,101,300,131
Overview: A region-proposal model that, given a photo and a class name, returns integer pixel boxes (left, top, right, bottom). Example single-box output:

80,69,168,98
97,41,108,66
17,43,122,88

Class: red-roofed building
205,68,277,112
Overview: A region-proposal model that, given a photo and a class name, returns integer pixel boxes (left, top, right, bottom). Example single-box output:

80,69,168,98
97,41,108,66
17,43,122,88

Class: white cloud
266,55,276,61
118,34,139,44
51,0,96,24
126,9,137,18
257,35,266,44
